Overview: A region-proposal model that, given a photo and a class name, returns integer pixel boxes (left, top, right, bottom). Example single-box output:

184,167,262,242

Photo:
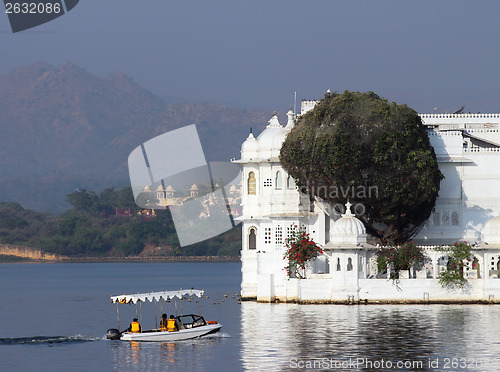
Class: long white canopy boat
106,289,222,341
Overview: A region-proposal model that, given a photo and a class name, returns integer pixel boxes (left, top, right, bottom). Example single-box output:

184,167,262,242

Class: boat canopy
110,289,204,304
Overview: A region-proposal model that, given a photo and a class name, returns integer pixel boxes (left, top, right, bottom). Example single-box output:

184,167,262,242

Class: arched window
336,258,341,271
473,257,481,278
248,227,257,250
275,171,282,190
248,172,256,195
287,175,296,189
347,257,353,271
438,255,448,268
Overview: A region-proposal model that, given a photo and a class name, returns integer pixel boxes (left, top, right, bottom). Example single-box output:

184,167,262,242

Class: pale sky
1,1,500,114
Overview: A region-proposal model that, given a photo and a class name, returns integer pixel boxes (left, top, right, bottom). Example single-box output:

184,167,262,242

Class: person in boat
127,318,141,333
159,313,168,331
167,315,178,332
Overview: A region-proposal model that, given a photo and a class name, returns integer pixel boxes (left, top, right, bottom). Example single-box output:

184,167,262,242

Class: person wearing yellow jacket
127,318,141,333
167,315,178,332
159,313,168,331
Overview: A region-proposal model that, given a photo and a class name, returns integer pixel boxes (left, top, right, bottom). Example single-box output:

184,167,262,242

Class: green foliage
283,229,323,279
0,201,50,244
58,215,89,236
280,91,444,244
0,216,29,230
0,186,241,258
66,187,138,217
437,241,473,289
66,189,98,213
377,242,426,280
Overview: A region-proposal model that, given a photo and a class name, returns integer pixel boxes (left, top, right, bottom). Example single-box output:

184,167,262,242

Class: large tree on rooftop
280,91,443,244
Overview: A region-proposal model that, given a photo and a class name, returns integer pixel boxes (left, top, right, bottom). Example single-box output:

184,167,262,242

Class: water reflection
109,336,224,371
130,341,141,365
240,303,500,371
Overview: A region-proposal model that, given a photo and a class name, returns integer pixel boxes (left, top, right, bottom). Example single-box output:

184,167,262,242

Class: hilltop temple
138,183,241,217
234,100,500,303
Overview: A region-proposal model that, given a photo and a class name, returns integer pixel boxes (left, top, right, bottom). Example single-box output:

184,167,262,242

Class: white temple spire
343,201,353,217
285,108,295,129
267,113,282,128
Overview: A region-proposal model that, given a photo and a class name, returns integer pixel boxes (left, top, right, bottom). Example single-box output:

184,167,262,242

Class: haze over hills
0,62,272,212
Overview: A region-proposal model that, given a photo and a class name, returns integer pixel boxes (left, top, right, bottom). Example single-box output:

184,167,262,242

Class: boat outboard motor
106,328,121,340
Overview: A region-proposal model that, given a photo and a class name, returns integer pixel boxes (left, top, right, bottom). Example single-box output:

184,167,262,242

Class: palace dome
482,216,500,245
241,131,258,160
272,129,288,150
330,202,367,245
240,112,296,161
257,115,284,158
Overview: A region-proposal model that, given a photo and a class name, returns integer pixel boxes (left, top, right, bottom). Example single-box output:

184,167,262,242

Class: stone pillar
358,251,366,279
483,252,490,279
317,211,325,245
353,250,359,274
352,250,360,298
432,251,438,279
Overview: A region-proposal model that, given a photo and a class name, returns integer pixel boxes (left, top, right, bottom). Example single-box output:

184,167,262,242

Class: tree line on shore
0,186,240,258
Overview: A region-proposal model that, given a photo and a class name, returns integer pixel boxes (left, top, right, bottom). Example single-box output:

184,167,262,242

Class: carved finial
344,201,353,216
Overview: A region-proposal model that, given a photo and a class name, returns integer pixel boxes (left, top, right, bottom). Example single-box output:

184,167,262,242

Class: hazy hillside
0,62,272,212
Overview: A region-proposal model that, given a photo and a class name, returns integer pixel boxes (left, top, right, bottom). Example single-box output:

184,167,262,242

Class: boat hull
120,323,222,342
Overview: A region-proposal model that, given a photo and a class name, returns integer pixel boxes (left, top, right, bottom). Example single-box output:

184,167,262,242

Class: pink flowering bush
283,229,323,279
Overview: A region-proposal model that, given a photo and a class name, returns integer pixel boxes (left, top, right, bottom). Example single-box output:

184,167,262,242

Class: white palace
234,100,500,303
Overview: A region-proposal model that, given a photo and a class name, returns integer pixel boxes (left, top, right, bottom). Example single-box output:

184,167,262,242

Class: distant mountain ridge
0,62,272,212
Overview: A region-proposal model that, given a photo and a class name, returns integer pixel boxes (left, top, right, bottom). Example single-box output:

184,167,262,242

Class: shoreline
0,255,240,264
241,297,500,305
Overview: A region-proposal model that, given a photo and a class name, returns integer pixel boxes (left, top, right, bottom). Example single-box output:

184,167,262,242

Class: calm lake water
1,262,500,371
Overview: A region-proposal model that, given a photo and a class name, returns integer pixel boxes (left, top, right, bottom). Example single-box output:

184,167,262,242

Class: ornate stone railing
420,113,500,119
464,147,500,152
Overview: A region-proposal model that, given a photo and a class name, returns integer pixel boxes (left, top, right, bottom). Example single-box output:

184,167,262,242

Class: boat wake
202,331,230,339
0,335,101,345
